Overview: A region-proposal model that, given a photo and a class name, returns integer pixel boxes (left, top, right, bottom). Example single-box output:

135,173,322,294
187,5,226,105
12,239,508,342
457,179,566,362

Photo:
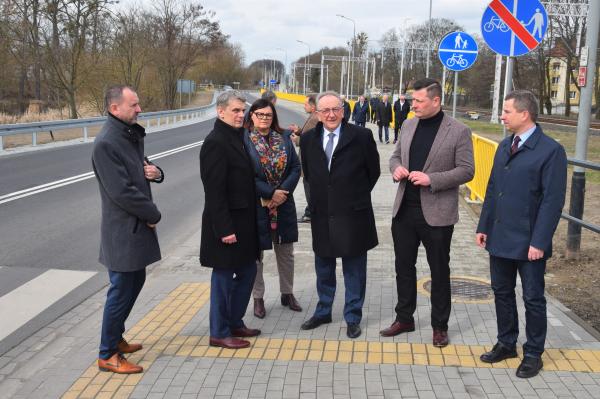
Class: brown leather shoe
231,326,261,337
98,353,143,374
117,338,142,354
281,294,303,312
254,298,266,319
209,337,251,349
379,321,415,337
433,329,449,348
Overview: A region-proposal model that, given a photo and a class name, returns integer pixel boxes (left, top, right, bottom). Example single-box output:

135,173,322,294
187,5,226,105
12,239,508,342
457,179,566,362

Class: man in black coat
376,94,393,144
299,91,380,339
93,85,164,374
200,90,261,349
393,94,410,144
341,95,352,122
352,95,370,127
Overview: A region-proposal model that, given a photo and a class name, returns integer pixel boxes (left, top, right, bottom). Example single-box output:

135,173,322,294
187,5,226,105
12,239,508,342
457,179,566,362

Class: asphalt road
0,93,306,354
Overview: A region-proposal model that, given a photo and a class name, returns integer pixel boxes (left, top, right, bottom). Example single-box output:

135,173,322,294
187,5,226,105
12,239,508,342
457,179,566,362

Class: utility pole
567,0,599,258
297,40,310,94
426,0,432,77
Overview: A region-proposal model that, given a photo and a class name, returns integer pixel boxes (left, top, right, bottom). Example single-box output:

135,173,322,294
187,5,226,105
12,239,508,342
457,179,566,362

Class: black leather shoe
281,294,302,312
346,323,361,339
516,356,543,378
300,316,332,330
480,343,518,363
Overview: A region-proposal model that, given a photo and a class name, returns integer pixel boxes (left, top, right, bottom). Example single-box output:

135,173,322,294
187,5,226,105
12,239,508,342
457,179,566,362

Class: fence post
83,126,88,141
32,132,37,146
0,136,3,151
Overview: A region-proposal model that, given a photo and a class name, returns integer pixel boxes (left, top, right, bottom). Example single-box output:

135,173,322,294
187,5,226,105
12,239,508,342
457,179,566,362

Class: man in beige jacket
382,78,474,347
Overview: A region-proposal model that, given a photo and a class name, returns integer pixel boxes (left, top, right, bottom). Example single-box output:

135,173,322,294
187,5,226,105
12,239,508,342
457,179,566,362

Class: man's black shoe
516,356,543,378
346,323,361,339
480,343,518,363
300,316,332,330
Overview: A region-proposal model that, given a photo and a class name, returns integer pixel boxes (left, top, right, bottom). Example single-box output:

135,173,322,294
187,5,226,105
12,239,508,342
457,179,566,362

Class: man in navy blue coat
351,95,369,127
476,90,567,379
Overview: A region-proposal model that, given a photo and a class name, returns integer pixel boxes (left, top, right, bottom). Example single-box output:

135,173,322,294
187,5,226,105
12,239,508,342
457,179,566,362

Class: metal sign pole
567,0,599,257
452,72,458,118
491,54,502,123
502,56,514,137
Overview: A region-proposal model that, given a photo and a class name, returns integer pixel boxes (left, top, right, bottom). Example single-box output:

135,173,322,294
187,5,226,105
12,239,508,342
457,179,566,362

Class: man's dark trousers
356,121,366,127
378,125,389,143
391,205,453,330
99,269,146,359
209,261,257,338
490,256,546,358
313,253,367,325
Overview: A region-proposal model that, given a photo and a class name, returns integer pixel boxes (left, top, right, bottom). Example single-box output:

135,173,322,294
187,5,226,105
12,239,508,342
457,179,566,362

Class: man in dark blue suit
476,90,567,379
351,95,369,127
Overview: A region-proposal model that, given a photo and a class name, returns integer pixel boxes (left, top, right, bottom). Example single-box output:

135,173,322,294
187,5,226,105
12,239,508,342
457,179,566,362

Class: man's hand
392,166,409,182
408,171,431,186
270,189,289,208
528,246,544,261
475,233,487,248
147,223,157,229
221,234,237,244
288,124,300,134
144,161,161,180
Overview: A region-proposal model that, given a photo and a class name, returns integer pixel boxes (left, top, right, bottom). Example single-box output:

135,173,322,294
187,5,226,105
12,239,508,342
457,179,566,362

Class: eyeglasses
253,112,273,120
317,107,343,115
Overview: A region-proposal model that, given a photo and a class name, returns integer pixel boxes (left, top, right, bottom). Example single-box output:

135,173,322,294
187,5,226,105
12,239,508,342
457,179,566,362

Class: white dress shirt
322,124,342,170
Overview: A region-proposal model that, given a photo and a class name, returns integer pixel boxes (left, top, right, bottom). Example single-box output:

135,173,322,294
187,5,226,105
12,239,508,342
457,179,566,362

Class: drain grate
423,277,493,302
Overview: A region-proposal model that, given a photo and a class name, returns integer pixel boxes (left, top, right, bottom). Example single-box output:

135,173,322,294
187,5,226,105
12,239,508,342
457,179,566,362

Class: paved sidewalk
1,98,600,399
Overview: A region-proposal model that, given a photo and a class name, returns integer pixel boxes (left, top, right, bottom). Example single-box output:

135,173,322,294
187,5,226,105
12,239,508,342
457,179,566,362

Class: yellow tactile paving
62,282,600,399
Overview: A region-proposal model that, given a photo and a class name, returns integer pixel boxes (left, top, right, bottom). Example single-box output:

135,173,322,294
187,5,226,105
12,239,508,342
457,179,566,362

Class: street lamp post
426,0,432,77
276,47,288,91
297,40,310,94
337,14,356,98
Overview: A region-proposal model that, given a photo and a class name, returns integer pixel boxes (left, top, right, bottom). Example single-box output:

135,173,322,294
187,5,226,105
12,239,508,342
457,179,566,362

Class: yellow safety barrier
466,134,498,202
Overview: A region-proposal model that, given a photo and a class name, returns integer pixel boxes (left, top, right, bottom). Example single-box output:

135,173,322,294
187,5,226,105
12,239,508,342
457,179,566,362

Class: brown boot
281,294,302,312
117,338,143,354
254,298,266,319
98,353,143,374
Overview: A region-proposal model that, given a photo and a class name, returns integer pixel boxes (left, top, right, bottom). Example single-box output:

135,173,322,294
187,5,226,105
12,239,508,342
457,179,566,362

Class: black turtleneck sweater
403,110,444,208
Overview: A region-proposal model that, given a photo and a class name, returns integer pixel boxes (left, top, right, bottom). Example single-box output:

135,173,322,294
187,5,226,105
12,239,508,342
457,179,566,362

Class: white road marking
0,269,97,341
0,140,204,205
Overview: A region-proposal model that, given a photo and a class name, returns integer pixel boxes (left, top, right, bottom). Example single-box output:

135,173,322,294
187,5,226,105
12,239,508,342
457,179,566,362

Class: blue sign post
438,31,479,118
481,0,548,136
438,31,479,72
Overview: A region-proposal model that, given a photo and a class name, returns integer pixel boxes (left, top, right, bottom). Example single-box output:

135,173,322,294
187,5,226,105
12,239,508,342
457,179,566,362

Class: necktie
325,132,335,170
511,135,521,155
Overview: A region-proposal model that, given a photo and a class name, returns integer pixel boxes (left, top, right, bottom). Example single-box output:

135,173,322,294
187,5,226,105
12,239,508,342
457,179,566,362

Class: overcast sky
199,0,488,67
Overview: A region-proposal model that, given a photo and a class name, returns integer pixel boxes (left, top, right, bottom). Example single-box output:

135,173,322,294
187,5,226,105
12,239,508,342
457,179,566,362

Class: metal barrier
0,93,218,151
466,134,498,202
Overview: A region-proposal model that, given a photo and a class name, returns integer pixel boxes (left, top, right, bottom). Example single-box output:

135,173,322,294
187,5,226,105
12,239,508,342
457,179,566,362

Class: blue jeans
99,269,146,359
210,262,257,338
313,253,367,325
490,256,547,358
378,125,389,142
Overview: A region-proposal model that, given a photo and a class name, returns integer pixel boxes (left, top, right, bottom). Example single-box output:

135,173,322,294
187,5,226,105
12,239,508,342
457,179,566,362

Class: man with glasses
200,90,261,349
299,91,380,339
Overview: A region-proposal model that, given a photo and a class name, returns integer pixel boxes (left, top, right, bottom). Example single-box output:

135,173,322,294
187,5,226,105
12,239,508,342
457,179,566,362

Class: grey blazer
389,113,474,226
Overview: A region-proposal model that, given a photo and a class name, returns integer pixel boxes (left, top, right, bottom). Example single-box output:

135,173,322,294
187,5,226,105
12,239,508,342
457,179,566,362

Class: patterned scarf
249,129,288,230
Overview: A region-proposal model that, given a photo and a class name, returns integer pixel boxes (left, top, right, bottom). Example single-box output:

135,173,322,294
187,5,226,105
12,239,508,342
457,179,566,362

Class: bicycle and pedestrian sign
438,31,478,72
481,0,548,56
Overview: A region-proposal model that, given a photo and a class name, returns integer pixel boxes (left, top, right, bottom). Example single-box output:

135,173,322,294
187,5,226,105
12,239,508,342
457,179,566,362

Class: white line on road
0,140,204,205
0,269,97,341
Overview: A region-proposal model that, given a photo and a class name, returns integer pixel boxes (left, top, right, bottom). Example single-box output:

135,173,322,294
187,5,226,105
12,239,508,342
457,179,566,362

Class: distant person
393,94,410,144
383,78,474,348
200,90,261,349
261,90,277,105
376,94,392,143
243,99,302,319
289,95,319,223
477,90,567,379
340,95,352,122
352,95,370,127
369,96,379,123
299,91,380,339
93,85,164,374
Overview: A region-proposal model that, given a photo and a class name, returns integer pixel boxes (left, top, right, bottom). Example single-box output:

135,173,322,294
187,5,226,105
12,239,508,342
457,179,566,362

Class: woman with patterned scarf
243,99,302,319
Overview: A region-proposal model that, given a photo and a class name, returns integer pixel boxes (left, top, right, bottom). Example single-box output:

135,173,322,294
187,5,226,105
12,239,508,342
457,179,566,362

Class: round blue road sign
481,0,548,56
438,31,479,72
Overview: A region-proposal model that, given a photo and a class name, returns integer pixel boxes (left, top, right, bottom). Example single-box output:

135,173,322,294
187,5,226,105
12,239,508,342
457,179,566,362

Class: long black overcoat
91,114,162,272
300,121,380,258
199,118,259,269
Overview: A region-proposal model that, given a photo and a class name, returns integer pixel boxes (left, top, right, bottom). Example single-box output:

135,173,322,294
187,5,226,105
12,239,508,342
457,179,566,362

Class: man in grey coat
92,85,164,374
382,78,474,347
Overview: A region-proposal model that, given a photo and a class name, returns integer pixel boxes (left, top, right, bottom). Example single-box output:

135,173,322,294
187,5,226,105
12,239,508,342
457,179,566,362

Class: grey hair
316,91,343,108
261,90,277,103
104,85,135,114
505,90,539,122
216,90,247,109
